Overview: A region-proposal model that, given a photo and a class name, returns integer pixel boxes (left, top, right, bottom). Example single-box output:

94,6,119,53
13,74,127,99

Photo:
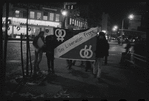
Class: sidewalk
5,40,148,99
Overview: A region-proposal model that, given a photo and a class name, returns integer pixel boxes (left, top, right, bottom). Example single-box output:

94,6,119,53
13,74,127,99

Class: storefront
2,17,61,39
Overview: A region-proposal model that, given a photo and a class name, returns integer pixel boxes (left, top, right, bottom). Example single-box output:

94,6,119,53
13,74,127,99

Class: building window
30,11,35,19
15,10,20,17
72,19,74,25
69,18,72,25
43,11,48,20
37,12,41,20
22,11,27,18
75,20,77,26
80,22,82,27
76,20,78,26
55,14,60,21
49,13,54,21
71,5,73,9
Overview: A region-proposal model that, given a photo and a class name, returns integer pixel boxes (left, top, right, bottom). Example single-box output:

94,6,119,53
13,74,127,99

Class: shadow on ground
45,73,145,99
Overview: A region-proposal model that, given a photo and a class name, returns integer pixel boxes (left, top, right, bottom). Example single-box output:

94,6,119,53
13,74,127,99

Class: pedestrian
85,61,92,72
119,37,131,64
33,31,45,75
45,35,55,74
104,39,110,65
93,32,107,82
66,60,73,69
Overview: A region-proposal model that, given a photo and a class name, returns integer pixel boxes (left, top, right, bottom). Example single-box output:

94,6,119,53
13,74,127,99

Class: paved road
6,40,148,99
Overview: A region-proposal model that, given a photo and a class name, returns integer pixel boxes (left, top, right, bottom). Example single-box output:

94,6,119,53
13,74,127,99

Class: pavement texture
4,40,148,100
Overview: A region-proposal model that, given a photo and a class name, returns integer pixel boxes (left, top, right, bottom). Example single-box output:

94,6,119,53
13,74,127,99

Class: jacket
95,38,109,58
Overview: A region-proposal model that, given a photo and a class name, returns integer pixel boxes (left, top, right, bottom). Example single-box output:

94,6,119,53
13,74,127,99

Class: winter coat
45,35,55,53
95,37,109,58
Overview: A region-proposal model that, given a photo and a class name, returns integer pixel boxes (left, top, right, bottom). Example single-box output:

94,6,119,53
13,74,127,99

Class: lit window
15,10,20,17
76,20,78,26
30,11,35,18
49,13,54,21
71,5,73,9
55,14,60,21
69,18,72,25
75,20,77,25
72,19,74,25
43,12,48,20
37,12,41,20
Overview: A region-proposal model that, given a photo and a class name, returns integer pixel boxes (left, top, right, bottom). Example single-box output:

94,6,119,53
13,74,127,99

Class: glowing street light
112,25,118,31
61,10,68,28
128,14,134,20
121,14,134,34
62,10,68,16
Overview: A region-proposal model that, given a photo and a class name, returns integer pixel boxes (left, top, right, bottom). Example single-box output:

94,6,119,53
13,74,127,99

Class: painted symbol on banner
80,45,93,59
55,29,66,42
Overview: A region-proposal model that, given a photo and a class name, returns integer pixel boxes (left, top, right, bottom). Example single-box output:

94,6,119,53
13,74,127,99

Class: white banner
54,27,98,58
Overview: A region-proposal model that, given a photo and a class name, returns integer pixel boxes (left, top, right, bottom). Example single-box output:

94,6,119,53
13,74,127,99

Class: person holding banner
93,32,108,82
33,31,45,75
45,35,55,74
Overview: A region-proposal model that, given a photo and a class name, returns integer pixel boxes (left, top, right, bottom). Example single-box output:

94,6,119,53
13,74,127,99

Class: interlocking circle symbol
80,45,93,59
55,29,66,42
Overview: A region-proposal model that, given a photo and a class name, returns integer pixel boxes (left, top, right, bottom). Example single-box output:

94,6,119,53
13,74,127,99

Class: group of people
33,31,55,75
32,31,109,82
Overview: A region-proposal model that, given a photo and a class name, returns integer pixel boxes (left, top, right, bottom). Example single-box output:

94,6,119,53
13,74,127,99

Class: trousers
93,58,103,78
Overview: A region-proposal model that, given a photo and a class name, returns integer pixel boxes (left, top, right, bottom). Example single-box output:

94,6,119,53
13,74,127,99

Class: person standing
33,31,45,75
93,32,107,82
104,39,110,65
45,35,55,74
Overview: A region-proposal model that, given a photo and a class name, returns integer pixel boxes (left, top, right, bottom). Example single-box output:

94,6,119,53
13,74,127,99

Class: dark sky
12,2,146,27
77,2,146,27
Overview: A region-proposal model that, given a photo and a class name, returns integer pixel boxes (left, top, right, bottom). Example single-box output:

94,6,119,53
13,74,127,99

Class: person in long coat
45,35,55,74
93,32,108,82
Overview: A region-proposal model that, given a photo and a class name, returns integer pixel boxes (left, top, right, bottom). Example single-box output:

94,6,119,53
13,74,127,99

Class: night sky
77,2,146,27
10,2,146,27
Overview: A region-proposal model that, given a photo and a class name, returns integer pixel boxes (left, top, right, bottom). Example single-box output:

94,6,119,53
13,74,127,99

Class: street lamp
121,14,134,35
128,14,134,20
112,25,118,31
61,10,68,28
62,10,68,16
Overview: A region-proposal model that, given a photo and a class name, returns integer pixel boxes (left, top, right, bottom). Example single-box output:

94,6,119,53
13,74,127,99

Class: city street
2,2,147,100
5,40,148,99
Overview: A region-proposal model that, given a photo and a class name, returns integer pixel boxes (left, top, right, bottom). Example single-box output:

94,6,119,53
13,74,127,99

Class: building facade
101,12,112,40
62,2,88,30
2,2,88,39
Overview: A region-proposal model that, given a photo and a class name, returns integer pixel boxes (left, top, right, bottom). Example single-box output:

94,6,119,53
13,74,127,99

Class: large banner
52,27,99,61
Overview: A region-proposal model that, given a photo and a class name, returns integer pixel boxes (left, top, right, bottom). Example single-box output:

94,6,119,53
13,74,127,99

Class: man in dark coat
93,32,108,81
45,35,55,74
